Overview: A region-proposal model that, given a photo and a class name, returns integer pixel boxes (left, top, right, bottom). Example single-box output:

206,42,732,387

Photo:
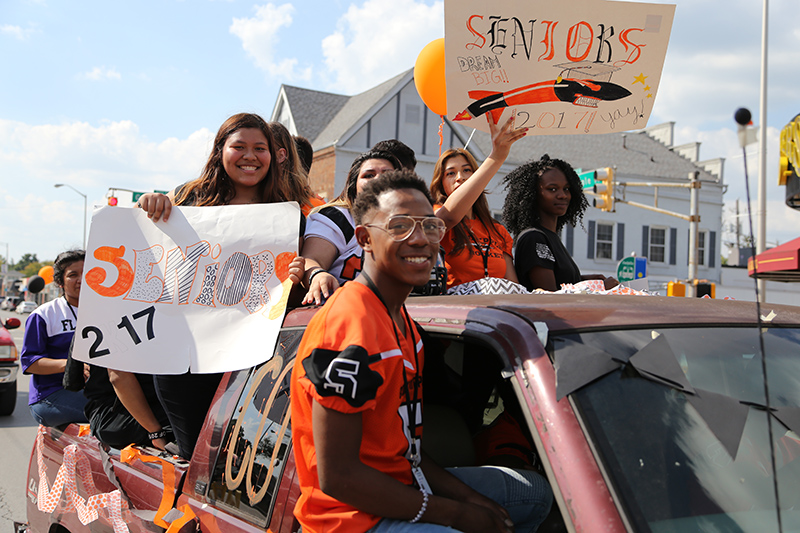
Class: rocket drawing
453,78,632,124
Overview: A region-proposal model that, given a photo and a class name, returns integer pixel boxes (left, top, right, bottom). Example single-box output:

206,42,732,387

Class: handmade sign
73,203,300,374
445,0,675,134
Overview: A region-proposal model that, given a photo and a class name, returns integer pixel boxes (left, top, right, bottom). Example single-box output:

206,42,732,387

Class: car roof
285,294,800,333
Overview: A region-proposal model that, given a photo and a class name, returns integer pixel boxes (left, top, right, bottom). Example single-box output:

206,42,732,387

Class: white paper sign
73,203,300,374
445,0,675,135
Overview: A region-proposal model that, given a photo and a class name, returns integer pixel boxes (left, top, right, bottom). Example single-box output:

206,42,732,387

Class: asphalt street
0,309,39,531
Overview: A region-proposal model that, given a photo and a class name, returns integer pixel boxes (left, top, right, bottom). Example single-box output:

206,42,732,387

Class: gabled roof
464,124,722,183
277,70,413,150
279,85,350,143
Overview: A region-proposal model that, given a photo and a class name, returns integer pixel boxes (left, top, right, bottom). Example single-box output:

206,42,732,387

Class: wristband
307,268,327,287
148,428,168,441
409,489,429,524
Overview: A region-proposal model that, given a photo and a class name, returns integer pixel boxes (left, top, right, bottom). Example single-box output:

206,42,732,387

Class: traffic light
108,196,118,206
593,167,614,212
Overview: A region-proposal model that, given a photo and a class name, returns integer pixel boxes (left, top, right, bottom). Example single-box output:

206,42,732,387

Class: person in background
372,139,417,170
291,170,552,532
267,122,325,215
137,113,305,458
300,150,401,305
21,250,89,427
430,115,526,289
502,154,618,292
294,135,314,173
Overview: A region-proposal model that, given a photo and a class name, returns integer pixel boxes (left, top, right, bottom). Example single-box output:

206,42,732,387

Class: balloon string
438,116,444,157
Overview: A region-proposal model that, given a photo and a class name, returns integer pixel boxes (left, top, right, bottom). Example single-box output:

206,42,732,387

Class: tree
13,253,39,272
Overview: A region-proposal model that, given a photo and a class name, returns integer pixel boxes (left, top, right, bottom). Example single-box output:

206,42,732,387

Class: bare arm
300,237,341,305
502,253,518,283
312,402,509,532
436,114,527,231
26,358,67,375
526,266,559,292
108,369,167,450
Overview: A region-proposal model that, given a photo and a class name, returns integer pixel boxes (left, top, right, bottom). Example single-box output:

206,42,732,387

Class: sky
1,0,800,266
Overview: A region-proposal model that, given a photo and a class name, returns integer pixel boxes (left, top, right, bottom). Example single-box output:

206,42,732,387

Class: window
649,228,666,263
697,231,707,266
207,329,304,527
596,223,614,259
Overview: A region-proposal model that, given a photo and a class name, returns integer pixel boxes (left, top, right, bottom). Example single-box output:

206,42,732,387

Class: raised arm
436,114,527,231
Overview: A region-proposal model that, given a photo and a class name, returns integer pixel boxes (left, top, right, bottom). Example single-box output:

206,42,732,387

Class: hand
487,112,528,163
151,437,167,451
452,500,514,533
288,256,305,285
302,271,339,305
137,193,173,222
83,363,91,381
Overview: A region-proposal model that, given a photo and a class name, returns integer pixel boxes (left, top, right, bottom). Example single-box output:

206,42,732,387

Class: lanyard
360,272,421,466
465,222,492,278
64,297,78,323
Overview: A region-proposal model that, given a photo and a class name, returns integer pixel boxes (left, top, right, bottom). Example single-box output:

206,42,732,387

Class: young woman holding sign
137,113,305,458
429,114,526,290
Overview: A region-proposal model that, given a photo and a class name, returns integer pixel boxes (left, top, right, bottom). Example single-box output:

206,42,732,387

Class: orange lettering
566,21,593,62
85,245,134,297
466,15,486,50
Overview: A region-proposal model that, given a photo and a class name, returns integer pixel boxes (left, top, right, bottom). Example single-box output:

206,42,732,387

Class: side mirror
4,317,21,330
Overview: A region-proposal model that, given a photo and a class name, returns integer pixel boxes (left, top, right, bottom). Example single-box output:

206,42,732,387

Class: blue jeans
368,466,553,532
30,388,88,427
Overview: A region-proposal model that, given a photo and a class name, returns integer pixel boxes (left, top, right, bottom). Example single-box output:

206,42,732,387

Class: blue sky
1,0,799,266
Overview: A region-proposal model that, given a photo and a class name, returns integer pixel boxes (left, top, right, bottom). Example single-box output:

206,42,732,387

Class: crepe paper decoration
554,341,620,401
73,203,300,374
687,387,749,460
627,335,695,394
772,406,800,437
35,427,130,533
761,310,777,322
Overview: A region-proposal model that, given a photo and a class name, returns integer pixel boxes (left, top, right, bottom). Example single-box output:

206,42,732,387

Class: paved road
0,309,38,531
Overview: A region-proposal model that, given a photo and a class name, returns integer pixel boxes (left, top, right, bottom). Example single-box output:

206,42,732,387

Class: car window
207,328,303,527
558,326,800,532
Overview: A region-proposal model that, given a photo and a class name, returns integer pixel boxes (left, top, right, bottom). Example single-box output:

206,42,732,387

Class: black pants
154,372,222,459
89,400,172,450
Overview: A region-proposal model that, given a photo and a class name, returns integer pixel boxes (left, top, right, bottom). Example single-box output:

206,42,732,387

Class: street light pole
54,183,87,250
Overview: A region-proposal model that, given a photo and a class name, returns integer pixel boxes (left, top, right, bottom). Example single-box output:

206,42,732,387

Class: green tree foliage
13,253,39,272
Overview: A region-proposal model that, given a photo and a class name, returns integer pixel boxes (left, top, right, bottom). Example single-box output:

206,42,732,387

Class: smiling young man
291,170,552,533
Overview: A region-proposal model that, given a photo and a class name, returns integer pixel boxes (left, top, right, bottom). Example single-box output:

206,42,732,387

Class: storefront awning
748,237,800,282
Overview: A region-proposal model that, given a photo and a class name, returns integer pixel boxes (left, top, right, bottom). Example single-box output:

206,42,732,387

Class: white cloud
78,67,122,81
230,3,311,81
321,0,444,94
0,119,213,261
1,24,34,40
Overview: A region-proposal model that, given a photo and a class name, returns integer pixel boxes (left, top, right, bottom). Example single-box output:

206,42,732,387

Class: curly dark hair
53,249,86,288
502,154,588,235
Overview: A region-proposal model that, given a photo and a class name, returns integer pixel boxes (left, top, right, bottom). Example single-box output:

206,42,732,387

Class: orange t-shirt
301,195,327,216
440,217,513,288
290,281,424,533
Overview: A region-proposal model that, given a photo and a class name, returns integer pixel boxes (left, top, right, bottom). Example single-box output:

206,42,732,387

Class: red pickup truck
23,294,800,533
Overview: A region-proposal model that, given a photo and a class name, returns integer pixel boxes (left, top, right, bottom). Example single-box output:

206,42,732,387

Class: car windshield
556,326,800,532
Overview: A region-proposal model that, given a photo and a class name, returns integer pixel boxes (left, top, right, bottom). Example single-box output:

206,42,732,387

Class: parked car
0,316,21,416
1,296,21,311
22,295,800,532
16,301,37,314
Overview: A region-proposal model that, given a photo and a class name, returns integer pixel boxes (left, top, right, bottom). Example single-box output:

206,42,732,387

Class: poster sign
445,0,675,135
73,203,300,374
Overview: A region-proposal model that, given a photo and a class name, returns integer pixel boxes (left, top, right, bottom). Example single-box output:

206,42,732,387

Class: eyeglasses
365,215,446,243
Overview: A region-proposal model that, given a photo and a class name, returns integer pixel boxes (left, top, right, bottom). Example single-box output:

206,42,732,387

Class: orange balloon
414,38,447,116
38,265,54,285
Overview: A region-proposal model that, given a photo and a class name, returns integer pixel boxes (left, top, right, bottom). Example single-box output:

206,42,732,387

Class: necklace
464,221,493,278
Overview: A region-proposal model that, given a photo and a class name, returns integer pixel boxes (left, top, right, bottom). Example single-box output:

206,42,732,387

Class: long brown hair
175,113,283,206
267,121,314,209
430,148,507,255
